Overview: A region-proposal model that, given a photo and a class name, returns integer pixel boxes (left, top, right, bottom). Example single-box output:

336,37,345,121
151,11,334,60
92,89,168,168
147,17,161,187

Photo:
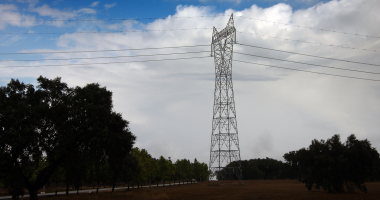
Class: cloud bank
1,0,380,164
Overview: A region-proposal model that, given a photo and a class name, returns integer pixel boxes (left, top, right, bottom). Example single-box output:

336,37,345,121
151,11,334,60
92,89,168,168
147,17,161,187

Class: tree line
0,77,208,200
284,134,380,193
225,134,380,193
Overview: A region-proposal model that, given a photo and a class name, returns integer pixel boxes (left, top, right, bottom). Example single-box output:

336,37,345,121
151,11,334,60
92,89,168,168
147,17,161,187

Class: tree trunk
66,183,69,196
163,180,165,187
127,182,130,191
150,180,151,187
27,186,38,200
55,189,57,196
138,182,139,189
112,182,115,192
96,182,99,193
157,181,158,187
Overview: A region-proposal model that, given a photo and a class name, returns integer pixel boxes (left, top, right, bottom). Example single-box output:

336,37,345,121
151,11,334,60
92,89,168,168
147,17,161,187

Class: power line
0,15,227,22
238,31,379,53
235,52,380,75
0,44,209,55
0,28,213,35
1,14,377,39
0,56,210,68
236,43,380,67
234,59,380,82
0,51,209,62
3,28,375,54
236,15,380,39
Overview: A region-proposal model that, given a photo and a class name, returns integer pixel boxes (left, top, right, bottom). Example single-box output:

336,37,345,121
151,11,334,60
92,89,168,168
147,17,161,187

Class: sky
1,0,380,165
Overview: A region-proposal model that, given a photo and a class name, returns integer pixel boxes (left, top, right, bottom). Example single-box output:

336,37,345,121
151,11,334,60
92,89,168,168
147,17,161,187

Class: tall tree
0,77,136,200
284,134,380,193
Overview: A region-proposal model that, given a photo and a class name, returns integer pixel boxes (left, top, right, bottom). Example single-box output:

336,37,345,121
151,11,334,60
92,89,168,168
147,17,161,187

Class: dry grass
36,180,380,200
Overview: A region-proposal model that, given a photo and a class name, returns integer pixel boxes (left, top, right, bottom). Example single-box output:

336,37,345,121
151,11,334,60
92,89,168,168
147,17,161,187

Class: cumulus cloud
1,0,380,163
104,2,116,9
91,1,100,7
0,4,36,29
199,0,245,4
30,4,76,19
16,0,39,7
76,8,96,14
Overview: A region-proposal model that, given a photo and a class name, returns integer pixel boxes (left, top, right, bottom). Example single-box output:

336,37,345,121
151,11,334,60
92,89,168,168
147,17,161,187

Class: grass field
37,180,380,200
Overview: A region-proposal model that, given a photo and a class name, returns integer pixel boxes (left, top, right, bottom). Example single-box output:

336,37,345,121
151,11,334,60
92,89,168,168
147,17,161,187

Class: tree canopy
284,134,380,193
0,77,136,200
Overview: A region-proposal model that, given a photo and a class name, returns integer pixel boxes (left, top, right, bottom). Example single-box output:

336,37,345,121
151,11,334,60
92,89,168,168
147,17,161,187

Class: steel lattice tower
209,14,243,183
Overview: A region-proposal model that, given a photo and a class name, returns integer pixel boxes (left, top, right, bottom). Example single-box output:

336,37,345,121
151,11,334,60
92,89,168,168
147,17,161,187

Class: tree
132,148,155,187
284,134,380,193
0,77,136,200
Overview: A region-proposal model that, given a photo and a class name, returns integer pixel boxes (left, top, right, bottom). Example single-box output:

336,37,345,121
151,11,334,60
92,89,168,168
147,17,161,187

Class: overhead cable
238,31,379,53
234,59,380,82
0,15,226,22
236,43,380,67
2,29,375,53
235,52,380,75
2,14,377,39
0,56,210,68
0,44,209,55
0,51,210,62
0,28,213,35
236,15,380,39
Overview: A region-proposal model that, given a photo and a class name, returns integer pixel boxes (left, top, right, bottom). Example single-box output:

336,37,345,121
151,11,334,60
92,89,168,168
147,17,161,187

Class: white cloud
25,4,97,26
104,2,116,9
0,4,36,29
16,0,39,7
30,4,76,19
200,0,245,4
91,1,100,7
1,0,380,164
76,8,96,14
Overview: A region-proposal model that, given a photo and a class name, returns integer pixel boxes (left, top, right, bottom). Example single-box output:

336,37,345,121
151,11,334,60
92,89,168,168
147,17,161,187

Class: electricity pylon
209,14,243,183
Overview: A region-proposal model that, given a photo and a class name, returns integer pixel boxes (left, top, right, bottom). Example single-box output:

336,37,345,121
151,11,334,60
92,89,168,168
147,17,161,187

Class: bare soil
35,180,380,200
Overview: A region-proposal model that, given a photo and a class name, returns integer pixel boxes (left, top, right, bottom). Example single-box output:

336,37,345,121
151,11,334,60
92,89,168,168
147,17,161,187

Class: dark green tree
0,77,136,200
284,134,380,193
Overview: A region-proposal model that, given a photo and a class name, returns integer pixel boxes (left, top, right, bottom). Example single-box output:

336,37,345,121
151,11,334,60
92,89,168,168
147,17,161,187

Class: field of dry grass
35,180,380,200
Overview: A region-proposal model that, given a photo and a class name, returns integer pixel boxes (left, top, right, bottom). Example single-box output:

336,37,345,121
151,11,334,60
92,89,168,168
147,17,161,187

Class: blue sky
1,0,380,164
1,0,330,66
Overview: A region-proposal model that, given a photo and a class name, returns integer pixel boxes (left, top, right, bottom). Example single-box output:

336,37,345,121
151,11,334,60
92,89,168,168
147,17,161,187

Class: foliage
224,158,291,180
0,77,136,199
284,134,380,193
0,76,209,199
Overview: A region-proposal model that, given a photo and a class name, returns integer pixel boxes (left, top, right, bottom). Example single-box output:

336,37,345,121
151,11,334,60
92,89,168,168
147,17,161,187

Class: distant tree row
132,148,209,186
0,77,208,200
224,158,292,180
284,134,380,193
225,134,380,193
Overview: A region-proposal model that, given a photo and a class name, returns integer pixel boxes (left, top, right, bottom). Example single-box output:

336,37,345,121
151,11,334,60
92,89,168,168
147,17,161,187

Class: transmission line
236,15,380,39
0,51,209,62
0,28,213,35
0,15,226,22
234,59,380,82
2,28,375,54
235,52,380,75
0,44,209,55
0,56,210,68
1,14,377,39
236,43,380,67
238,31,379,53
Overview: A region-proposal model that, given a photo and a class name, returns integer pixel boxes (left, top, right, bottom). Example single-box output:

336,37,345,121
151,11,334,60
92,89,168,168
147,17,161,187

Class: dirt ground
36,180,380,200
